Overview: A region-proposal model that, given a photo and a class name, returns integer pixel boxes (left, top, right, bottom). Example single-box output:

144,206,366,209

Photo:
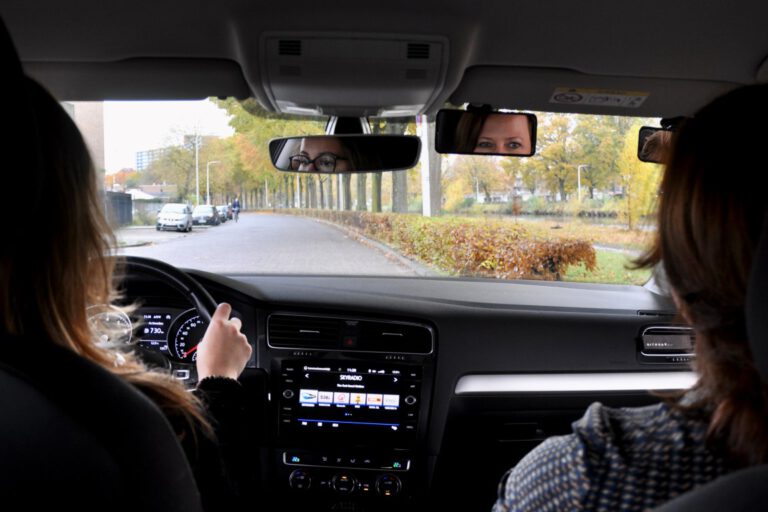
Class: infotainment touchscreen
282,362,420,435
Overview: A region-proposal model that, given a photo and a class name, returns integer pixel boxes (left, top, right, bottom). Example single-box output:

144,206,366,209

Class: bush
283,209,596,280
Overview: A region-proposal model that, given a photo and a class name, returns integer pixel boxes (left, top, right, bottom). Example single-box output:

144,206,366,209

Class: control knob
376,473,402,497
288,469,311,491
331,473,357,495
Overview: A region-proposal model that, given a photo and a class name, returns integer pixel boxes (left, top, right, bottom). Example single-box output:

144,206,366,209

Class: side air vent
267,313,434,353
278,40,302,56
407,43,430,59
638,326,695,364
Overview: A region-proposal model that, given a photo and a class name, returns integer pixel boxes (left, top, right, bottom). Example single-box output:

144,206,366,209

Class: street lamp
206,160,220,204
576,164,588,202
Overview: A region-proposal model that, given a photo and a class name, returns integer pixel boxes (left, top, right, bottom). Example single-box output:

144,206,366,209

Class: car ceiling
2,0,768,118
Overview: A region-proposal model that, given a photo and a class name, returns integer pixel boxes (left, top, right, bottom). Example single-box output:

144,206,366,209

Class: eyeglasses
289,153,348,172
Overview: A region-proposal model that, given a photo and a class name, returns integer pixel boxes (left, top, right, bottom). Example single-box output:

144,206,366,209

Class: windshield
161,204,187,214
82,98,661,284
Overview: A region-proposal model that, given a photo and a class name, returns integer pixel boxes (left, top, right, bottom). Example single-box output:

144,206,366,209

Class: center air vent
267,313,433,353
278,40,302,56
407,42,430,59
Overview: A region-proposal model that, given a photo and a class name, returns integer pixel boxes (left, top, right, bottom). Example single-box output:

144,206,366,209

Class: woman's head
454,112,533,155
638,84,768,466
0,76,209,431
1,76,114,348
292,137,354,172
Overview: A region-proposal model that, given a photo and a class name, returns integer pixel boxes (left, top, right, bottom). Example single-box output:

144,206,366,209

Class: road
118,213,431,275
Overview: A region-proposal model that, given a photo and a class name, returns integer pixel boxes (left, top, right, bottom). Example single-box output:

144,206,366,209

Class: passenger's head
638,84,768,466
454,112,533,155
292,137,354,172
640,129,673,164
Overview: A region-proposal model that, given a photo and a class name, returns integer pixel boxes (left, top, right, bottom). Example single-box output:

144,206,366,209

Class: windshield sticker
550,88,649,108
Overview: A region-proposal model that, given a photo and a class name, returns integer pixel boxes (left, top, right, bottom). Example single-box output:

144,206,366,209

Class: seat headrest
746,215,768,380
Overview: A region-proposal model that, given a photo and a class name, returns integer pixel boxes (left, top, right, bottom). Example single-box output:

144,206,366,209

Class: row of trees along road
142,99,662,229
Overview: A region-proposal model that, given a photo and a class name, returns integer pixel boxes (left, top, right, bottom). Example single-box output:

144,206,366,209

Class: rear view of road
119,213,430,276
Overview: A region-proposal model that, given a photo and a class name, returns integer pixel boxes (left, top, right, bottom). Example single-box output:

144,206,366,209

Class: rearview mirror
269,135,421,174
637,126,673,164
435,109,537,156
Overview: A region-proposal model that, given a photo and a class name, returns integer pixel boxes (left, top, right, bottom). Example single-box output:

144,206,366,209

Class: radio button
332,473,357,494
404,395,418,406
289,469,311,491
282,389,295,399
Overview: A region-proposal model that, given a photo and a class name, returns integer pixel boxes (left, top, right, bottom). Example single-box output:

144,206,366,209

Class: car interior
2,1,768,510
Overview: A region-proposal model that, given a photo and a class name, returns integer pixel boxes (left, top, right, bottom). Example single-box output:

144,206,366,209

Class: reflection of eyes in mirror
440,110,536,156
270,135,421,173
293,137,352,172
473,114,532,155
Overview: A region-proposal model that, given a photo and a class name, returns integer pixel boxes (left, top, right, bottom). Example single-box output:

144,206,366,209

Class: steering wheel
120,256,218,323
115,256,219,371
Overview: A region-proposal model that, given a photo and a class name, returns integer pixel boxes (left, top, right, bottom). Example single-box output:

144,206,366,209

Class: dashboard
123,268,695,510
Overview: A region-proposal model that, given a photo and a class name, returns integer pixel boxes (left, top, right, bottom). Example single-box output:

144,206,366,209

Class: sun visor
259,33,448,117
24,58,251,101
450,66,740,118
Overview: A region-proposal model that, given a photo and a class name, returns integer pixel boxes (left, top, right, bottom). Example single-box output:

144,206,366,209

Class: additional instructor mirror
435,109,537,156
637,126,673,164
269,135,421,174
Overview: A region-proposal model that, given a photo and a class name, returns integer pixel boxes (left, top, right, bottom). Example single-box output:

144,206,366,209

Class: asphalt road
118,212,431,276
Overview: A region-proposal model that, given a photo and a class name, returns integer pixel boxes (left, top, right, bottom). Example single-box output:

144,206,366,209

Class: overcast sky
103,100,234,172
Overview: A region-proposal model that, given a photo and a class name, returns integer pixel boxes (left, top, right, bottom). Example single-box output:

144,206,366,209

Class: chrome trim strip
454,371,697,394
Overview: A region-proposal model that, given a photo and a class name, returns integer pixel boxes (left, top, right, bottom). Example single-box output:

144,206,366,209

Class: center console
266,312,435,509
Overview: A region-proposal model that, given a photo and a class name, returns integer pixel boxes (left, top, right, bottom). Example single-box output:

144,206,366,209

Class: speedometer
167,309,208,363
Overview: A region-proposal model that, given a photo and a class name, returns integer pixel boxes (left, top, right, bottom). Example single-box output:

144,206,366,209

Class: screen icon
383,394,400,407
334,392,350,404
366,394,383,406
299,389,318,403
351,393,366,405
318,391,334,403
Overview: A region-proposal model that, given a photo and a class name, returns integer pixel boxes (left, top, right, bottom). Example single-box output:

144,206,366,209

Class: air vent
638,326,695,364
407,43,430,59
267,313,434,353
268,314,342,349
278,40,302,56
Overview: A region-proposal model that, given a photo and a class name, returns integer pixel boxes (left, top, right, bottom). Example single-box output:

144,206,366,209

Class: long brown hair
636,84,768,467
0,76,210,433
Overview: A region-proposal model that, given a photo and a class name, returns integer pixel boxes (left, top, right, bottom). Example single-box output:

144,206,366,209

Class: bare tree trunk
319,177,326,209
392,171,408,212
342,174,352,210
356,174,367,211
371,173,382,212
303,176,310,208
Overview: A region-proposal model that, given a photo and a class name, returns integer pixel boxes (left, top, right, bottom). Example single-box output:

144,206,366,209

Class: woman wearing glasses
289,137,356,173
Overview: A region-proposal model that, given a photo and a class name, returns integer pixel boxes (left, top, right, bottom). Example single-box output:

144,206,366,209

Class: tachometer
168,309,209,363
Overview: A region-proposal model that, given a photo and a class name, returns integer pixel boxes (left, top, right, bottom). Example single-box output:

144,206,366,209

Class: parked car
192,204,220,225
216,205,230,222
155,203,192,232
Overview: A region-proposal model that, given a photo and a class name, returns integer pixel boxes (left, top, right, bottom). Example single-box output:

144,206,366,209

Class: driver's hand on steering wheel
196,303,252,381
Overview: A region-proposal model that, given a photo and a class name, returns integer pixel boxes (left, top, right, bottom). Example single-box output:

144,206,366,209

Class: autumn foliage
284,209,596,280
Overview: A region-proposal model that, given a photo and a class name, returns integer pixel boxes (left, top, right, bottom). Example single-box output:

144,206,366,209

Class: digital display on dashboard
135,308,183,354
285,362,418,435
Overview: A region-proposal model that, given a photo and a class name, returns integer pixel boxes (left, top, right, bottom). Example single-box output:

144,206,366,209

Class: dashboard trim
454,371,697,394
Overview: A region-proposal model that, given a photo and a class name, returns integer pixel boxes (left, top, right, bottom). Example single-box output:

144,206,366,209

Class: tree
616,121,662,229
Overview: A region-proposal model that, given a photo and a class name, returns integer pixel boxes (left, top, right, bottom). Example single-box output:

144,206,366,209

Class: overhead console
265,312,435,509
259,33,449,117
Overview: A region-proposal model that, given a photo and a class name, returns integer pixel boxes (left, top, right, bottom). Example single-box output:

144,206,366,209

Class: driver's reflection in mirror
455,112,533,155
289,137,353,173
